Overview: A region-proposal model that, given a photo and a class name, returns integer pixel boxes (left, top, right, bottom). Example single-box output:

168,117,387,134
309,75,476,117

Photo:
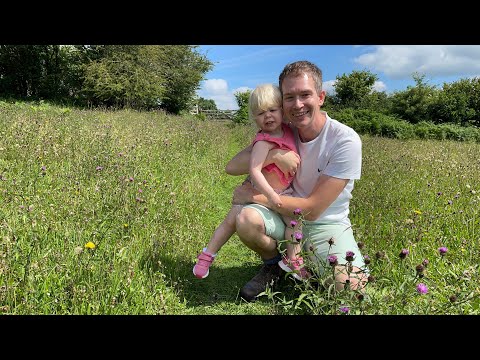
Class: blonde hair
248,83,282,121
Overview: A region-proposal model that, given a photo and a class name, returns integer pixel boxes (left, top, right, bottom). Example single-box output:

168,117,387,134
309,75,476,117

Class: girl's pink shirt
251,123,298,187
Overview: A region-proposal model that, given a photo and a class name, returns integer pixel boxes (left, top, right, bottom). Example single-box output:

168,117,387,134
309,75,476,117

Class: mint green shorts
242,203,366,275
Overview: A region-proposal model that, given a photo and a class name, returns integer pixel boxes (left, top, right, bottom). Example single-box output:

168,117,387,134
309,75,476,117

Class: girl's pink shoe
193,251,215,279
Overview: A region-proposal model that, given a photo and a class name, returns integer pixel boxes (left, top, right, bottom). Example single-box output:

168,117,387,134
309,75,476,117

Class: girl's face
254,106,283,133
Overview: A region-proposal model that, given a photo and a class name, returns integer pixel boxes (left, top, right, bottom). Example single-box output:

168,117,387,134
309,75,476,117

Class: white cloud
372,80,387,92
322,79,386,96
322,80,337,95
198,80,254,110
355,45,480,79
198,79,248,110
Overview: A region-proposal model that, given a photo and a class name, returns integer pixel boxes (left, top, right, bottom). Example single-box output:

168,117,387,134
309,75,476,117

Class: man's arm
225,144,252,175
233,174,348,221
226,144,300,177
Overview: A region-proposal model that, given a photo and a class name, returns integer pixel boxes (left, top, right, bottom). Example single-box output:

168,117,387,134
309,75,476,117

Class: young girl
193,83,308,281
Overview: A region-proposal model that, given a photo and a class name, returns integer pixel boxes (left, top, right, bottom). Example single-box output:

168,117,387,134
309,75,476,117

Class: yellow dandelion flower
413,210,422,215
123,223,129,228
85,241,96,249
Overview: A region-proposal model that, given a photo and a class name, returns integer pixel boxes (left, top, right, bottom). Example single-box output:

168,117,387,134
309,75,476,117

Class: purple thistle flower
447,200,453,205
345,250,355,262
327,255,338,267
290,220,298,227
294,232,303,241
293,208,302,216
422,258,429,267
438,247,448,256
399,248,409,259
41,166,46,172
416,283,428,294
339,306,350,314
96,166,103,171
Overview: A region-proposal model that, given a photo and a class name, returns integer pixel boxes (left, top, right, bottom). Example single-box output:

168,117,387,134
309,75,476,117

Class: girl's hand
267,192,283,210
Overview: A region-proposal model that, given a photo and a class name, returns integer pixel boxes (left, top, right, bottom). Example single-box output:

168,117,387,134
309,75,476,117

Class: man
226,60,367,302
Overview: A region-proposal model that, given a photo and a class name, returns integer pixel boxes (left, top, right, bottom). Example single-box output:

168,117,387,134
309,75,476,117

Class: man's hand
270,149,300,178
232,181,258,205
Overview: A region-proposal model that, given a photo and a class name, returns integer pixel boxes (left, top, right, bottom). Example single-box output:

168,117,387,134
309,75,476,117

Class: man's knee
236,207,264,238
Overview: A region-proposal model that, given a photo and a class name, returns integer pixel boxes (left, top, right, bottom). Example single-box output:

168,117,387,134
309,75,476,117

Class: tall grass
0,101,479,314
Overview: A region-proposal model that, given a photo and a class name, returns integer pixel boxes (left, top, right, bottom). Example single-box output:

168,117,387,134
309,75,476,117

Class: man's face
281,73,325,129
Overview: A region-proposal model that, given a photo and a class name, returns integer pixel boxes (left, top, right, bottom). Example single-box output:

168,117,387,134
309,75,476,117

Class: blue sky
196,45,480,110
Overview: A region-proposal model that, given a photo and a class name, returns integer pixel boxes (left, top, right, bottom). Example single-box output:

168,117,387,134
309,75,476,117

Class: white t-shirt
291,112,362,226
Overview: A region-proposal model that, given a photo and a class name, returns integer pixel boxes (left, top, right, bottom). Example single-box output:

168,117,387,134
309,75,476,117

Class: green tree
332,70,378,109
155,45,213,114
81,45,213,112
233,89,251,124
0,45,72,101
197,97,217,111
432,77,480,126
81,45,164,108
389,73,439,124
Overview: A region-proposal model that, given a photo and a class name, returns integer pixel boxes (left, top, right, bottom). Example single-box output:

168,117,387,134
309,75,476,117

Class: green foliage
432,77,480,126
197,97,217,111
232,89,251,125
0,45,213,113
331,70,378,109
81,45,213,113
332,108,480,142
0,45,74,101
389,73,439,124
82,46,166,109
156,46,213,114
195,112,207,121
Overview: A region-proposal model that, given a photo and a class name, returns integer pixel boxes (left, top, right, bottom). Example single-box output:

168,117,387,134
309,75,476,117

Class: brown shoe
240,263,282,302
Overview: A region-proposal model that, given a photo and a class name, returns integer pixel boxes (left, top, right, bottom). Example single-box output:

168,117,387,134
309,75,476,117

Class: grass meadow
0,101,479,315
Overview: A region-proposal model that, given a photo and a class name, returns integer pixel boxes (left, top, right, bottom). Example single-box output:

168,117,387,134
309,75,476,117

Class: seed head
363,254,371,265
346,250,355,262
399,248,409,259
